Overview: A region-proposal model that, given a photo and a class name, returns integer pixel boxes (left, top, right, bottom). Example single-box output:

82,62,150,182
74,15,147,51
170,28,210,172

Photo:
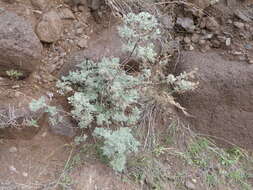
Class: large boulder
0,11,42,77
177,51,253,149
35,10,63,43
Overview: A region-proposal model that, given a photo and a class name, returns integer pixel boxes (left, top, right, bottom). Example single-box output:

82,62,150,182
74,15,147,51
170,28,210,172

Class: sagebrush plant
29,11,198,172
93,127,140,172
118,12,161,63
56,57,142,130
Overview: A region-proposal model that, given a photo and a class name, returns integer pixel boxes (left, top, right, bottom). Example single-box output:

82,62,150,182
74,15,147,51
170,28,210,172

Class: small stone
211,39,221,48
77,38,88,48
9,146,17,153
184,36,191,44
160,15,174,29
191,33,200,43
189,45,194,51
9,166,18,173
185,180,196,190
176,17,195,32
227,19,232,24
247,54,253,64
233,22,244,29
22,172,28,177
12,85,20,89
76,28,83,35
245,44,252,50
31,0,48,10
199,39,206,45
204,17,220,31
58,8,75,20
234,10,251,22
41,132,47,137
238,55,246,61
202,33,213,40
225,38,231,46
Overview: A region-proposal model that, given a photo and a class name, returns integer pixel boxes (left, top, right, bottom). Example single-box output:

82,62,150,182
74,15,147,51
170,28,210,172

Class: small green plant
6,69,23,80
93,127,140,172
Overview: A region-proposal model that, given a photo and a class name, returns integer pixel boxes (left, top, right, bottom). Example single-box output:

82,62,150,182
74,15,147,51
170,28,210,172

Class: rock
203,17,220,31
9,166,18,173
77,38,88,48
234,10,251,22
191,34,200,43
185,180,196,190
184,36,191,44
245,44,252,50
233,22,244,29
58,8,75,20
9,146,17,153
247,54,253,64
48,106,76,137
30,0,49,10
188,0,210,9
202,33,214,40
35,10,63,43
22,172,28,177
0,11,42,77
176,17,195,32
160,15,174,30
225,38,231,46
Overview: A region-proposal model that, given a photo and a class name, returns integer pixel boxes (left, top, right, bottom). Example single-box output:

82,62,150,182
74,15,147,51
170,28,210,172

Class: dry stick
54,145,74,189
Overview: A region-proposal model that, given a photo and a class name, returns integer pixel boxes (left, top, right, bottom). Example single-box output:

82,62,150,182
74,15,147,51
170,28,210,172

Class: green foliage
118,12,161,62
166,70,199,93
93,127,140,172
57,57,142,129
6,69,23,80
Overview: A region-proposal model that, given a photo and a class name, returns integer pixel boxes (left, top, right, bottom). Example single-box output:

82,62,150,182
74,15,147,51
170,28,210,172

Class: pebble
202,33,213,40
22,172,28,177
185,180,196,190
12,85,20,89
191,33,200,43
77,38,88,48
233,22,244,29
9,166,18,173
189,45,194,51
245,44,252,50
9,146,17,153
225,38,231,46
184,36,191,44
176,17,195,32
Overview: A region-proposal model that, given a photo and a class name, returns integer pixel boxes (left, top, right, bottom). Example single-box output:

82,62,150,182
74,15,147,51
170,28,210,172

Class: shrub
56,57,142,129
29,11,198,172
118,12,161,62
93,127,140,172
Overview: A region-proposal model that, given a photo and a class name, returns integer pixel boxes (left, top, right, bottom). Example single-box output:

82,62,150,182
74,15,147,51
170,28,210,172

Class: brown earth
176,51,253,150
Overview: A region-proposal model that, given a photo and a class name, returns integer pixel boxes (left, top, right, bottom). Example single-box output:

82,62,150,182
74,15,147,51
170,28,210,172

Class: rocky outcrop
0,11,42,77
